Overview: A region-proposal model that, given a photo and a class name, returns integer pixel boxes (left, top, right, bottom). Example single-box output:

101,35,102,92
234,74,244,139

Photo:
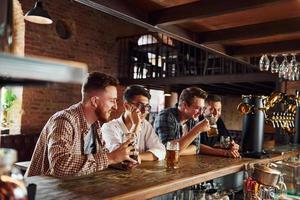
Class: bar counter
25,146,300,200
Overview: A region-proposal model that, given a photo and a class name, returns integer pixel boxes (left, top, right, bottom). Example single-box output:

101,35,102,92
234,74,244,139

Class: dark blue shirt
154,107,201,153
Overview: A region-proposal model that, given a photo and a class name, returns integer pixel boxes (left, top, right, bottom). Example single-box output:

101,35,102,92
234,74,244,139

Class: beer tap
273,113,278,128
291,114,295,128
270,114,276,128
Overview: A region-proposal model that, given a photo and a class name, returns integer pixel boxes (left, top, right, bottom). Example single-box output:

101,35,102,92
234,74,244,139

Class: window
0,86,23,134
148,89,165,125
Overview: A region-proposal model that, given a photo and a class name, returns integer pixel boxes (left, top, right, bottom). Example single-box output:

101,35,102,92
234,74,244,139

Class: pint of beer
166,141,179,169
205,115,219,137
207,124,219,137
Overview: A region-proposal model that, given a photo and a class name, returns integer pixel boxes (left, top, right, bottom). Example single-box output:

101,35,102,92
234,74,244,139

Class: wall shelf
0,53,88,85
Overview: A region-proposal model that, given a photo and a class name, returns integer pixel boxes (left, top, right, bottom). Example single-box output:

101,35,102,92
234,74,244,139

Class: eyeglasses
131,102,151,112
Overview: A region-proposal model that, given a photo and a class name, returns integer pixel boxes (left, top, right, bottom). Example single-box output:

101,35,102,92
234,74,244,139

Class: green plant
2,88,17,111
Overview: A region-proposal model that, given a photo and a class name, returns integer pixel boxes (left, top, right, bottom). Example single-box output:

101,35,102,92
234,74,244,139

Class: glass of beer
122,132,139,162
166,141,180,169
205,114,219,137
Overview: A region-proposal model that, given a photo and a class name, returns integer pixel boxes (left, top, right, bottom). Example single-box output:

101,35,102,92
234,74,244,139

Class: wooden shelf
0,53,88,85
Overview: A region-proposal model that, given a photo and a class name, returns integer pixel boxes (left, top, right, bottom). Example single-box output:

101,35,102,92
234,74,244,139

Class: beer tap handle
272,120,276,128
275,120,279,128
281,113,285,128
284,113,288,128
274,113,280,128
289,115,292,128
277,113,281,127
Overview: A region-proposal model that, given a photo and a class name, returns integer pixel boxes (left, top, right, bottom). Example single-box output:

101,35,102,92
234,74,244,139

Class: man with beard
102,85,165,161
26,72,137,177
192,94,240,158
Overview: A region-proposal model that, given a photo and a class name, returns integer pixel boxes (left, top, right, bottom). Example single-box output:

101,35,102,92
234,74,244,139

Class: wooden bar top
25,146,300,200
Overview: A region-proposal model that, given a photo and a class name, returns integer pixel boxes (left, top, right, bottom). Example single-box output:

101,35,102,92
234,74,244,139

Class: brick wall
286,81,300,95
19,0,145,134
221,95,243,131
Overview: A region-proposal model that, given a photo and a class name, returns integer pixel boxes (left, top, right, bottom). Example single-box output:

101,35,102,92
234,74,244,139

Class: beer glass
122,132,139,162
220,136,231,149
205,115,219,137
166,141,180,169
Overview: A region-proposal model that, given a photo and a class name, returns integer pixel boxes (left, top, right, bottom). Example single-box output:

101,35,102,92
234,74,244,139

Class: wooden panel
177,0,300,31
199,17,300,43
149,0,288,26
25,149,300,200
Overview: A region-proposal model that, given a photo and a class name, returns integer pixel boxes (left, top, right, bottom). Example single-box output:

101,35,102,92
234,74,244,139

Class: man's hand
107,139,138,165
224,149,241,158
194,118,210,133
129,106,142,134
124,154,141,169
130,107,141,126
229,140,240,151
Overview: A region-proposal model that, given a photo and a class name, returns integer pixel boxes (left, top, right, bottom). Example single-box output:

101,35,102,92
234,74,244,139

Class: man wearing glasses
154,87,210,155
102,85,166,161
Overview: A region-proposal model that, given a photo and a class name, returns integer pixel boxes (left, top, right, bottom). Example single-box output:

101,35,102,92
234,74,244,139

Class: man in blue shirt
154,87,210,155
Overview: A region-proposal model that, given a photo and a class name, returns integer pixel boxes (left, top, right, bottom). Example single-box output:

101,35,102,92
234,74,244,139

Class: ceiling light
24,0,53,24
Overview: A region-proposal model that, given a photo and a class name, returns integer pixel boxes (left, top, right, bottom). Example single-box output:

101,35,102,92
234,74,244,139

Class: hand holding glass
205,115,219,137
122,132,139,162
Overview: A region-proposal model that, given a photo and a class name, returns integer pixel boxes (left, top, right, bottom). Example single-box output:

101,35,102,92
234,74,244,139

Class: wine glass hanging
259,53,299,81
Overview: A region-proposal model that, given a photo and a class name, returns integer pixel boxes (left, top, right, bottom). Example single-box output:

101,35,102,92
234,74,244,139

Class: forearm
50,152,108,177
139,152,158,161
178,126,201,151
199,144,227,157
179,145,197,156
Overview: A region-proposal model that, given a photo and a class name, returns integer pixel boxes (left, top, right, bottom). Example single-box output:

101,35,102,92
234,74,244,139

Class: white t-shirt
102,116,166,160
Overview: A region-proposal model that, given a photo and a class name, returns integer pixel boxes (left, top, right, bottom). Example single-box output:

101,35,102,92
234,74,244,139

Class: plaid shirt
154,107,200,152
25,103,109,177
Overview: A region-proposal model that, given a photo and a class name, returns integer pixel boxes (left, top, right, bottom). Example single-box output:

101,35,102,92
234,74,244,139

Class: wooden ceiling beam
227,39,300,56
199,17,300,43
149,0,286,26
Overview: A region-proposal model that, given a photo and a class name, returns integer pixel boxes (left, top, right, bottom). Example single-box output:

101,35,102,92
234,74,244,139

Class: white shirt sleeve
143,122,166,160
101,121,122,152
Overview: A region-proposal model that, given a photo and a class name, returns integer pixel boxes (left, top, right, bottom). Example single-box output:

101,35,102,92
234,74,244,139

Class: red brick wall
19,0,145,134
286,81,300,95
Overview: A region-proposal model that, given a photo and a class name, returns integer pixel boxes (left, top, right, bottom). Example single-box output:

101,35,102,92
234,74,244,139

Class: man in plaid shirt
26,72,137,177
154,87,210,155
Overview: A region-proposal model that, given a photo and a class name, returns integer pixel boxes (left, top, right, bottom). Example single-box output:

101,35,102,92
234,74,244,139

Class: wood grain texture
25,147,300,200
